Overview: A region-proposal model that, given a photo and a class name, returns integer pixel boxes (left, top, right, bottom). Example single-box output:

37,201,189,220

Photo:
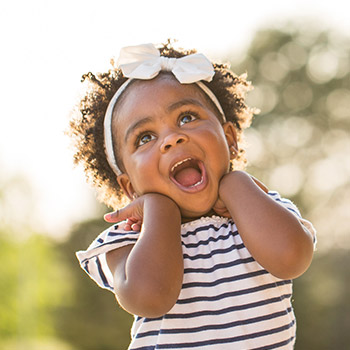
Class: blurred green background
1,9,350,350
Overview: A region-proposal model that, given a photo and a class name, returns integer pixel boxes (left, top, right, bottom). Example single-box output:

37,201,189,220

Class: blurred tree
0,229,71,349
55,218,133,350
0,174,71,349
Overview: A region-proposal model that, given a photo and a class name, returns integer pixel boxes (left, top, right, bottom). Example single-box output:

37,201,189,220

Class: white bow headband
104,43,226,176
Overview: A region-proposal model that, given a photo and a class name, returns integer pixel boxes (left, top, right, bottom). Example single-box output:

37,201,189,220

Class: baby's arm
217,171,314,279
104,193,183,318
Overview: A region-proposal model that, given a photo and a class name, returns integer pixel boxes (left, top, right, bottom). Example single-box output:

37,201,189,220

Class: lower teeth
190,178,203,187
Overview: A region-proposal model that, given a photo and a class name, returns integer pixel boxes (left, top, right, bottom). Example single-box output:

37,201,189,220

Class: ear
117,173,135,200
222,122,238,159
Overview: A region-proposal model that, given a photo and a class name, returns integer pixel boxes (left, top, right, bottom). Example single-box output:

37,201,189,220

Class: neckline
181,215,230,229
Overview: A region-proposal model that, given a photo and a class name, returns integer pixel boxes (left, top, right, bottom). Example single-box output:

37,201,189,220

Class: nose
160,132,189,153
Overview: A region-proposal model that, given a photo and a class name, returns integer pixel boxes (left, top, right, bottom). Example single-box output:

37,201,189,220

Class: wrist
145,192,178,208
144,193,181,223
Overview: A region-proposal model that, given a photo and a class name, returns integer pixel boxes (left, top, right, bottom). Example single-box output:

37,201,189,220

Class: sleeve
268,191,317,249
75,222,140,293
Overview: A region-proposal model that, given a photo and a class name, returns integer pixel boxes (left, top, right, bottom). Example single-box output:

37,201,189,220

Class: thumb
104,209,123,223
104,206,133,223
104,198,144,223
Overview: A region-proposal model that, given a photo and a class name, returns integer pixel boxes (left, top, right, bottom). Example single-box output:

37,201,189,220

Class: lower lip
170,162,208,193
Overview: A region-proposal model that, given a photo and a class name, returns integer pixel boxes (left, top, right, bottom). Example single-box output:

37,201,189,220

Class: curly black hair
67,41,256,209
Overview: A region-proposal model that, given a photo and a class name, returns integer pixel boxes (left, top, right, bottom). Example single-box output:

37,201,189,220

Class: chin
180,204,215,221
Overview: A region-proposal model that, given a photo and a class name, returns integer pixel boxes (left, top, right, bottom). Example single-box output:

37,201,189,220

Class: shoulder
76,222,140,292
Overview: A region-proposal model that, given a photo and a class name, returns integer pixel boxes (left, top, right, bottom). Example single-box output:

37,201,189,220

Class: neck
181,209,219,224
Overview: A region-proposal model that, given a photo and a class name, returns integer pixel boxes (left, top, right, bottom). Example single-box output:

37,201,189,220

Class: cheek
199,127,230,155
125,152,161,191
204,130,231,172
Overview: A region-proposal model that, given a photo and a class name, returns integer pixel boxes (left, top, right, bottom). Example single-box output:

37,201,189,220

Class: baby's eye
179,113,197,126
137,133,155,147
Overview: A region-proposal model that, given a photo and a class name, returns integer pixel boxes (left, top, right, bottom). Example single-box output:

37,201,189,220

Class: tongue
174,167,202,187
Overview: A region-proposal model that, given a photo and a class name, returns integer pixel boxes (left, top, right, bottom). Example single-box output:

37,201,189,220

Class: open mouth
169,158,207,191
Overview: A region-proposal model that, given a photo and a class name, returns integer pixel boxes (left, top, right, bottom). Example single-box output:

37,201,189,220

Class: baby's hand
212,196,231,218
104,193,180,232
104,196,145,231
213,171,268,217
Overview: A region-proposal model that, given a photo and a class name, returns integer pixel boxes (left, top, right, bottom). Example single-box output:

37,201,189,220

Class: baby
71,42,316,349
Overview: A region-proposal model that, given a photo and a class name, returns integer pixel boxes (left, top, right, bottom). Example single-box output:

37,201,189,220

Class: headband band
104,43,226,176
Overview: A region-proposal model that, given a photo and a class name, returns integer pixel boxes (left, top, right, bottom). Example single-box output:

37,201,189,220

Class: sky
1,0,349,238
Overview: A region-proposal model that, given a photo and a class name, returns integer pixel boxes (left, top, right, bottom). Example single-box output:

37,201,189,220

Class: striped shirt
76,191,316,350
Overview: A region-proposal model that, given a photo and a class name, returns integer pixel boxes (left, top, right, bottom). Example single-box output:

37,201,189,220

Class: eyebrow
166,98,205,113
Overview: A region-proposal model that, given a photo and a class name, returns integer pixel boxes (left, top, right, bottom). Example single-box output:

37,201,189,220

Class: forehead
111,74,215,136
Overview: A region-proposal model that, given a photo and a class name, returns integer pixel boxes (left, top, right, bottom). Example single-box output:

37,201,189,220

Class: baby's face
113,75,236,219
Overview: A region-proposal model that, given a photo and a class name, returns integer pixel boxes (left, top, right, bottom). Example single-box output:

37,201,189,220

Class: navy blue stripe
183,243,245,261
101,237,138,246
271,196,293,207
108,230,139,237
95,257,112,289
182,222,233,238
268,193,300,218
135,330,159,339
282,205,300,217
182,230,238,249
184,257,255,274
160,294,292,320
154,320,295,348
79,238,137,264
268,192,294,205
267,192,281,198
251,335,295,350
141,294,292,324
182,269,268,289
178,280,291,304
136,307,293,338
83,261,89,274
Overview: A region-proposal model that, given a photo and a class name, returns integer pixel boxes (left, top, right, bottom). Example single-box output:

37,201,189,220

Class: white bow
117,43,215,84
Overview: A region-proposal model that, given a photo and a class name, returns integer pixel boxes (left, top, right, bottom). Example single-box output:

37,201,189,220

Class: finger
104,210,120,222
104,207,132,223
250,176,268,193
213,207,229,216
127,217,142,231
131,223,141,231
104,199,144,223
124,223,132,231
127,217,139,224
